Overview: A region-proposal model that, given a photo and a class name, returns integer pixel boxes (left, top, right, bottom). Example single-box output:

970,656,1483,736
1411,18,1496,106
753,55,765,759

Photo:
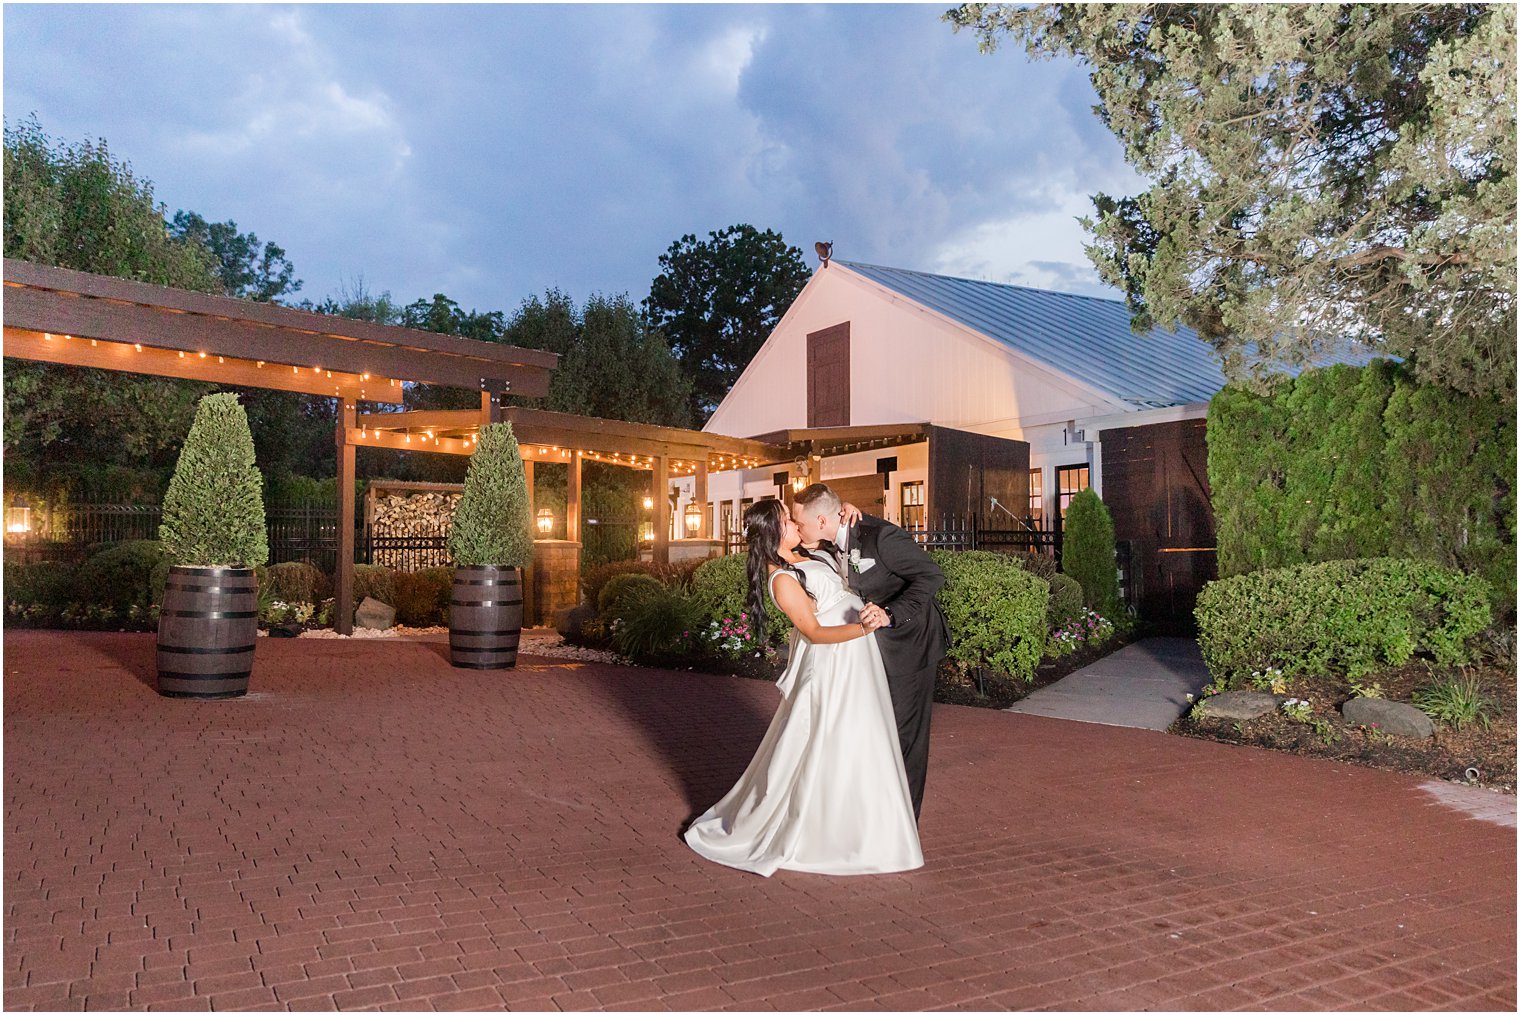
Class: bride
683,498,924,876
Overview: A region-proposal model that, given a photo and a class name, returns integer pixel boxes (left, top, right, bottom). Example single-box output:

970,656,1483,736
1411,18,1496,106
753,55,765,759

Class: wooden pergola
3,258,788,634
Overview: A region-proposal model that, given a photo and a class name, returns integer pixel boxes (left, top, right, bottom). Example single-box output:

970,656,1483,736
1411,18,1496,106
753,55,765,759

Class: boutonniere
849,549,876,573
848,548,862,572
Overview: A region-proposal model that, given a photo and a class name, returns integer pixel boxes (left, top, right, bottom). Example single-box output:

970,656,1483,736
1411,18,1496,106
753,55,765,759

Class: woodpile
368,490,459,569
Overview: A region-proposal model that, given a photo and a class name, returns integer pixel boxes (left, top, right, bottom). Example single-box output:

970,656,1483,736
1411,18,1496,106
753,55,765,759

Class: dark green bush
1013,550,1058,581
1208,361,1515,620
3,562,78,611
394,567,453,627
610,585,707,662
1046,572,1085,630
76,540,170,611
1195,557,1492,685
689,553,791,647
929,550,1048,683
580,557,705,605
353,564,397,606
1061,489,1125,621
159,393,269,567
263,562,329,605
598,573,664,615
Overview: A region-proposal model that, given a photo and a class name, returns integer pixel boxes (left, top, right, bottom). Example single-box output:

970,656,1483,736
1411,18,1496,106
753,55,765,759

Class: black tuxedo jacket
829,514,949,677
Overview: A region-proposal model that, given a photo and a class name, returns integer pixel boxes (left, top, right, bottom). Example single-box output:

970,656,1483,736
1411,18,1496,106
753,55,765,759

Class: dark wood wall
1100,418,1216,634
926,426,1030,522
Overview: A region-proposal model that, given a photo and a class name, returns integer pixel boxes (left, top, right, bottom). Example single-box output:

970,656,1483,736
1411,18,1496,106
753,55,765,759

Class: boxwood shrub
598,573,665,616
394,567,453,627
263,562,330,605
689,553,791,647
929,550,1049,683
1195,557,1492,685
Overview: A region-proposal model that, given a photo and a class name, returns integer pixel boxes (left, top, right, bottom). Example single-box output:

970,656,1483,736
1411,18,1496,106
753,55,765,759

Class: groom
791,482,949,821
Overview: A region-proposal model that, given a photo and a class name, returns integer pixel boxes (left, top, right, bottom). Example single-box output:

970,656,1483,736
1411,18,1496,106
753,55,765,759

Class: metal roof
837,260,1237,408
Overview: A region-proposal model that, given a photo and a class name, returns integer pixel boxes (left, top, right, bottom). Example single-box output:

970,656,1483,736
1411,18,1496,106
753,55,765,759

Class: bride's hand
840,502,863,526
859,607,887,633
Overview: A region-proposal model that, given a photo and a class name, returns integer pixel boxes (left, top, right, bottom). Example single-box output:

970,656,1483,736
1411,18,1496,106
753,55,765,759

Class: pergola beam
3,259,556,396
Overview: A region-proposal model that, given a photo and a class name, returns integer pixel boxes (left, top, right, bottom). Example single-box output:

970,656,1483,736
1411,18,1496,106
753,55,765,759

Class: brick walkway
5,630,1514,1012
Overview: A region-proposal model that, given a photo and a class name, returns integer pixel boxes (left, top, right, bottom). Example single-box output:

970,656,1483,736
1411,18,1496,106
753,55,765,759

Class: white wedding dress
684,558,924,876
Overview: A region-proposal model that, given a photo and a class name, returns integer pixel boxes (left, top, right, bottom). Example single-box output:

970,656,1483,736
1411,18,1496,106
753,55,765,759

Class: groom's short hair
794,483,841,516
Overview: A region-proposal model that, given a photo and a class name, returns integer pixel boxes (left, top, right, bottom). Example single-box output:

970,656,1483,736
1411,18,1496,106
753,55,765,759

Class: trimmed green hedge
394,567,453,627
929,550,1048,683
1046,572,1085,629
1208,361,1515,619
352,564,397,607
263,562,329,605
1195,557,1492,685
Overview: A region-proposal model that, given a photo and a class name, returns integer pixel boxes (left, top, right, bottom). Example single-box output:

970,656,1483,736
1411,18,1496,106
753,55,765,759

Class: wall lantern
642,495,654,511
6,497,32,536
536,507,554,535
683,501,702,536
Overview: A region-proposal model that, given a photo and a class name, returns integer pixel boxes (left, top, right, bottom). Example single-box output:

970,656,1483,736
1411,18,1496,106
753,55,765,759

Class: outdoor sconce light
6,497,32,536
642,495,654,511
535,507,554,535
683,501,702,536
639,521,655,542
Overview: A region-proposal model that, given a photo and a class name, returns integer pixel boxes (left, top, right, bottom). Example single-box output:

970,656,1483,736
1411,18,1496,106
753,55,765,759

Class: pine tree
449,423,534,568
159,393,268,567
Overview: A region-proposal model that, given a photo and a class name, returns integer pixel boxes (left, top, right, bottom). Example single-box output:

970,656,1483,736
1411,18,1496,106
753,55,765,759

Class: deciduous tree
645,224,810,422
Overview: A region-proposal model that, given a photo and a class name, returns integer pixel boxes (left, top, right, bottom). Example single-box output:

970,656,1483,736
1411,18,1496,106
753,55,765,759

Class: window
1028,469,1044,527
900,481,926,530
1056,464,1090,520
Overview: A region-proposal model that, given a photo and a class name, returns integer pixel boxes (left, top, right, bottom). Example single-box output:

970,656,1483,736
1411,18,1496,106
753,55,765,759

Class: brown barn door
807,323,850,427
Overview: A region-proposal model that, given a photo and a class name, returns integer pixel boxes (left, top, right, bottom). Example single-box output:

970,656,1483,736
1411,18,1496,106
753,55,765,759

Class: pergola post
652,456,669,564
524,460,535,519
694,461,709,538
567,454,582,540
335,398,357,636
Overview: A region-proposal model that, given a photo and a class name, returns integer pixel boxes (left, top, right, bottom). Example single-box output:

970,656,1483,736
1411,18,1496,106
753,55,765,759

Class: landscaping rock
355,596,396,631
556,604,595,640
1198,690,1283,721
1343,697,1434,738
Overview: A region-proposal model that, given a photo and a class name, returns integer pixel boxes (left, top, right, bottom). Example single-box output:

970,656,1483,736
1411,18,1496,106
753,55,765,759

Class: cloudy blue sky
5,3,1142,314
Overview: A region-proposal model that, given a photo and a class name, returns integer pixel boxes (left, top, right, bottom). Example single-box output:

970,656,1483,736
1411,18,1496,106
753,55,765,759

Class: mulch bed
1172,660,1517,792
935,635,1133,710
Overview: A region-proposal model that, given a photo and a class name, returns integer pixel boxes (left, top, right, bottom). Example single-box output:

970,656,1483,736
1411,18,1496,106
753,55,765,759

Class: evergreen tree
1061,488,1124,621
449,423,534,568
159,393,269,567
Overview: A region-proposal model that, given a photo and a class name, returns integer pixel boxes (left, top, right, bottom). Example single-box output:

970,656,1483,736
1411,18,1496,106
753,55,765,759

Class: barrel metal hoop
157,670,254,681
449,642,523,652
159,610,259,620
450,599,523,608
450,660,516,669
157,644,256,655
162,582,252,595
453,577,518,586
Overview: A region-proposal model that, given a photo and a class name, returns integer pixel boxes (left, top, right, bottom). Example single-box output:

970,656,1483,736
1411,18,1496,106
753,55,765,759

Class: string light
42,333,52,341
199,351,207,358
135,343,143,352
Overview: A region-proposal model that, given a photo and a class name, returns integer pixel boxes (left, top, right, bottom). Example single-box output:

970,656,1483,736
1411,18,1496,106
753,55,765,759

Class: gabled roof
838,260,1229,408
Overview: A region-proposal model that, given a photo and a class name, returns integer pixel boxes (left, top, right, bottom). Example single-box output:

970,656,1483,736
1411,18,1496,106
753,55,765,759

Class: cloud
4,4,1143,314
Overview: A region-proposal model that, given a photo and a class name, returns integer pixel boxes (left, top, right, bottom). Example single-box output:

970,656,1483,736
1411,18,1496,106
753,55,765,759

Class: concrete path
1005,637,1212,731
5,631,1514,1012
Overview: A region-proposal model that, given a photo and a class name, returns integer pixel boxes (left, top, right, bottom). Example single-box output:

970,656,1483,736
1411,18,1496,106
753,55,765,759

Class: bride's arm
771,572,884,644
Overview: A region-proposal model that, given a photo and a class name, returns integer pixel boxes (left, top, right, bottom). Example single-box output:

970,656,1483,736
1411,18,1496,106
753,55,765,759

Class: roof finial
814,241,832,268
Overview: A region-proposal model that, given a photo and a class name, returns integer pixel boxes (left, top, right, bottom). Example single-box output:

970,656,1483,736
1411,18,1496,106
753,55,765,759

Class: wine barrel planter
450,565,524,669
156,565,258,699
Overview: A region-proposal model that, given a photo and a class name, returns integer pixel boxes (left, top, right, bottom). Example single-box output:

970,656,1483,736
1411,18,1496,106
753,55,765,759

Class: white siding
705,265,1128,440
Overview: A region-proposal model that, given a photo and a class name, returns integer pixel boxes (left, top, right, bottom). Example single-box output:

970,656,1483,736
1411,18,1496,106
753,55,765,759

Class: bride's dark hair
745,498,814,646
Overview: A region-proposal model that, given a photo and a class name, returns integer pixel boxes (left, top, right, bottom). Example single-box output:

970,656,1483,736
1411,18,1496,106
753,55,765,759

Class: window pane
900,481,925,529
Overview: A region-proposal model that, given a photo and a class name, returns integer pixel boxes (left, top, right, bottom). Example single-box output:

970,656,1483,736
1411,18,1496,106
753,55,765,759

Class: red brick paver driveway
5,631,1515,1011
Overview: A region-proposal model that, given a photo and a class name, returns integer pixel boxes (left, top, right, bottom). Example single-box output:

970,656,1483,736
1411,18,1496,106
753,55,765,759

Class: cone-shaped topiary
159,393,269,567
449,422,534,567
1061,488,1125,622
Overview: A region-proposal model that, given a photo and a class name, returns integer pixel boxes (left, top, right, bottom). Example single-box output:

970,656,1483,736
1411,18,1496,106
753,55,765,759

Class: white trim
1080,402,1210,437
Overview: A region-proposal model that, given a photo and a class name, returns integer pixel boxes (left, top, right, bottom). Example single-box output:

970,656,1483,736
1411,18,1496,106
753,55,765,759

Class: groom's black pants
886,663,937,820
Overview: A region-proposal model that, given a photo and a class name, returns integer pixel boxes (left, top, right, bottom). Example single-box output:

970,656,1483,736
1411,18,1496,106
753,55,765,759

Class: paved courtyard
5,630,1515,1012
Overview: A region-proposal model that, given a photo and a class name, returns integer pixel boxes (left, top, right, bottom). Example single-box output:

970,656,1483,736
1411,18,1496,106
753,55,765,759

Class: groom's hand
840,502,863,526
860,603,890,629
